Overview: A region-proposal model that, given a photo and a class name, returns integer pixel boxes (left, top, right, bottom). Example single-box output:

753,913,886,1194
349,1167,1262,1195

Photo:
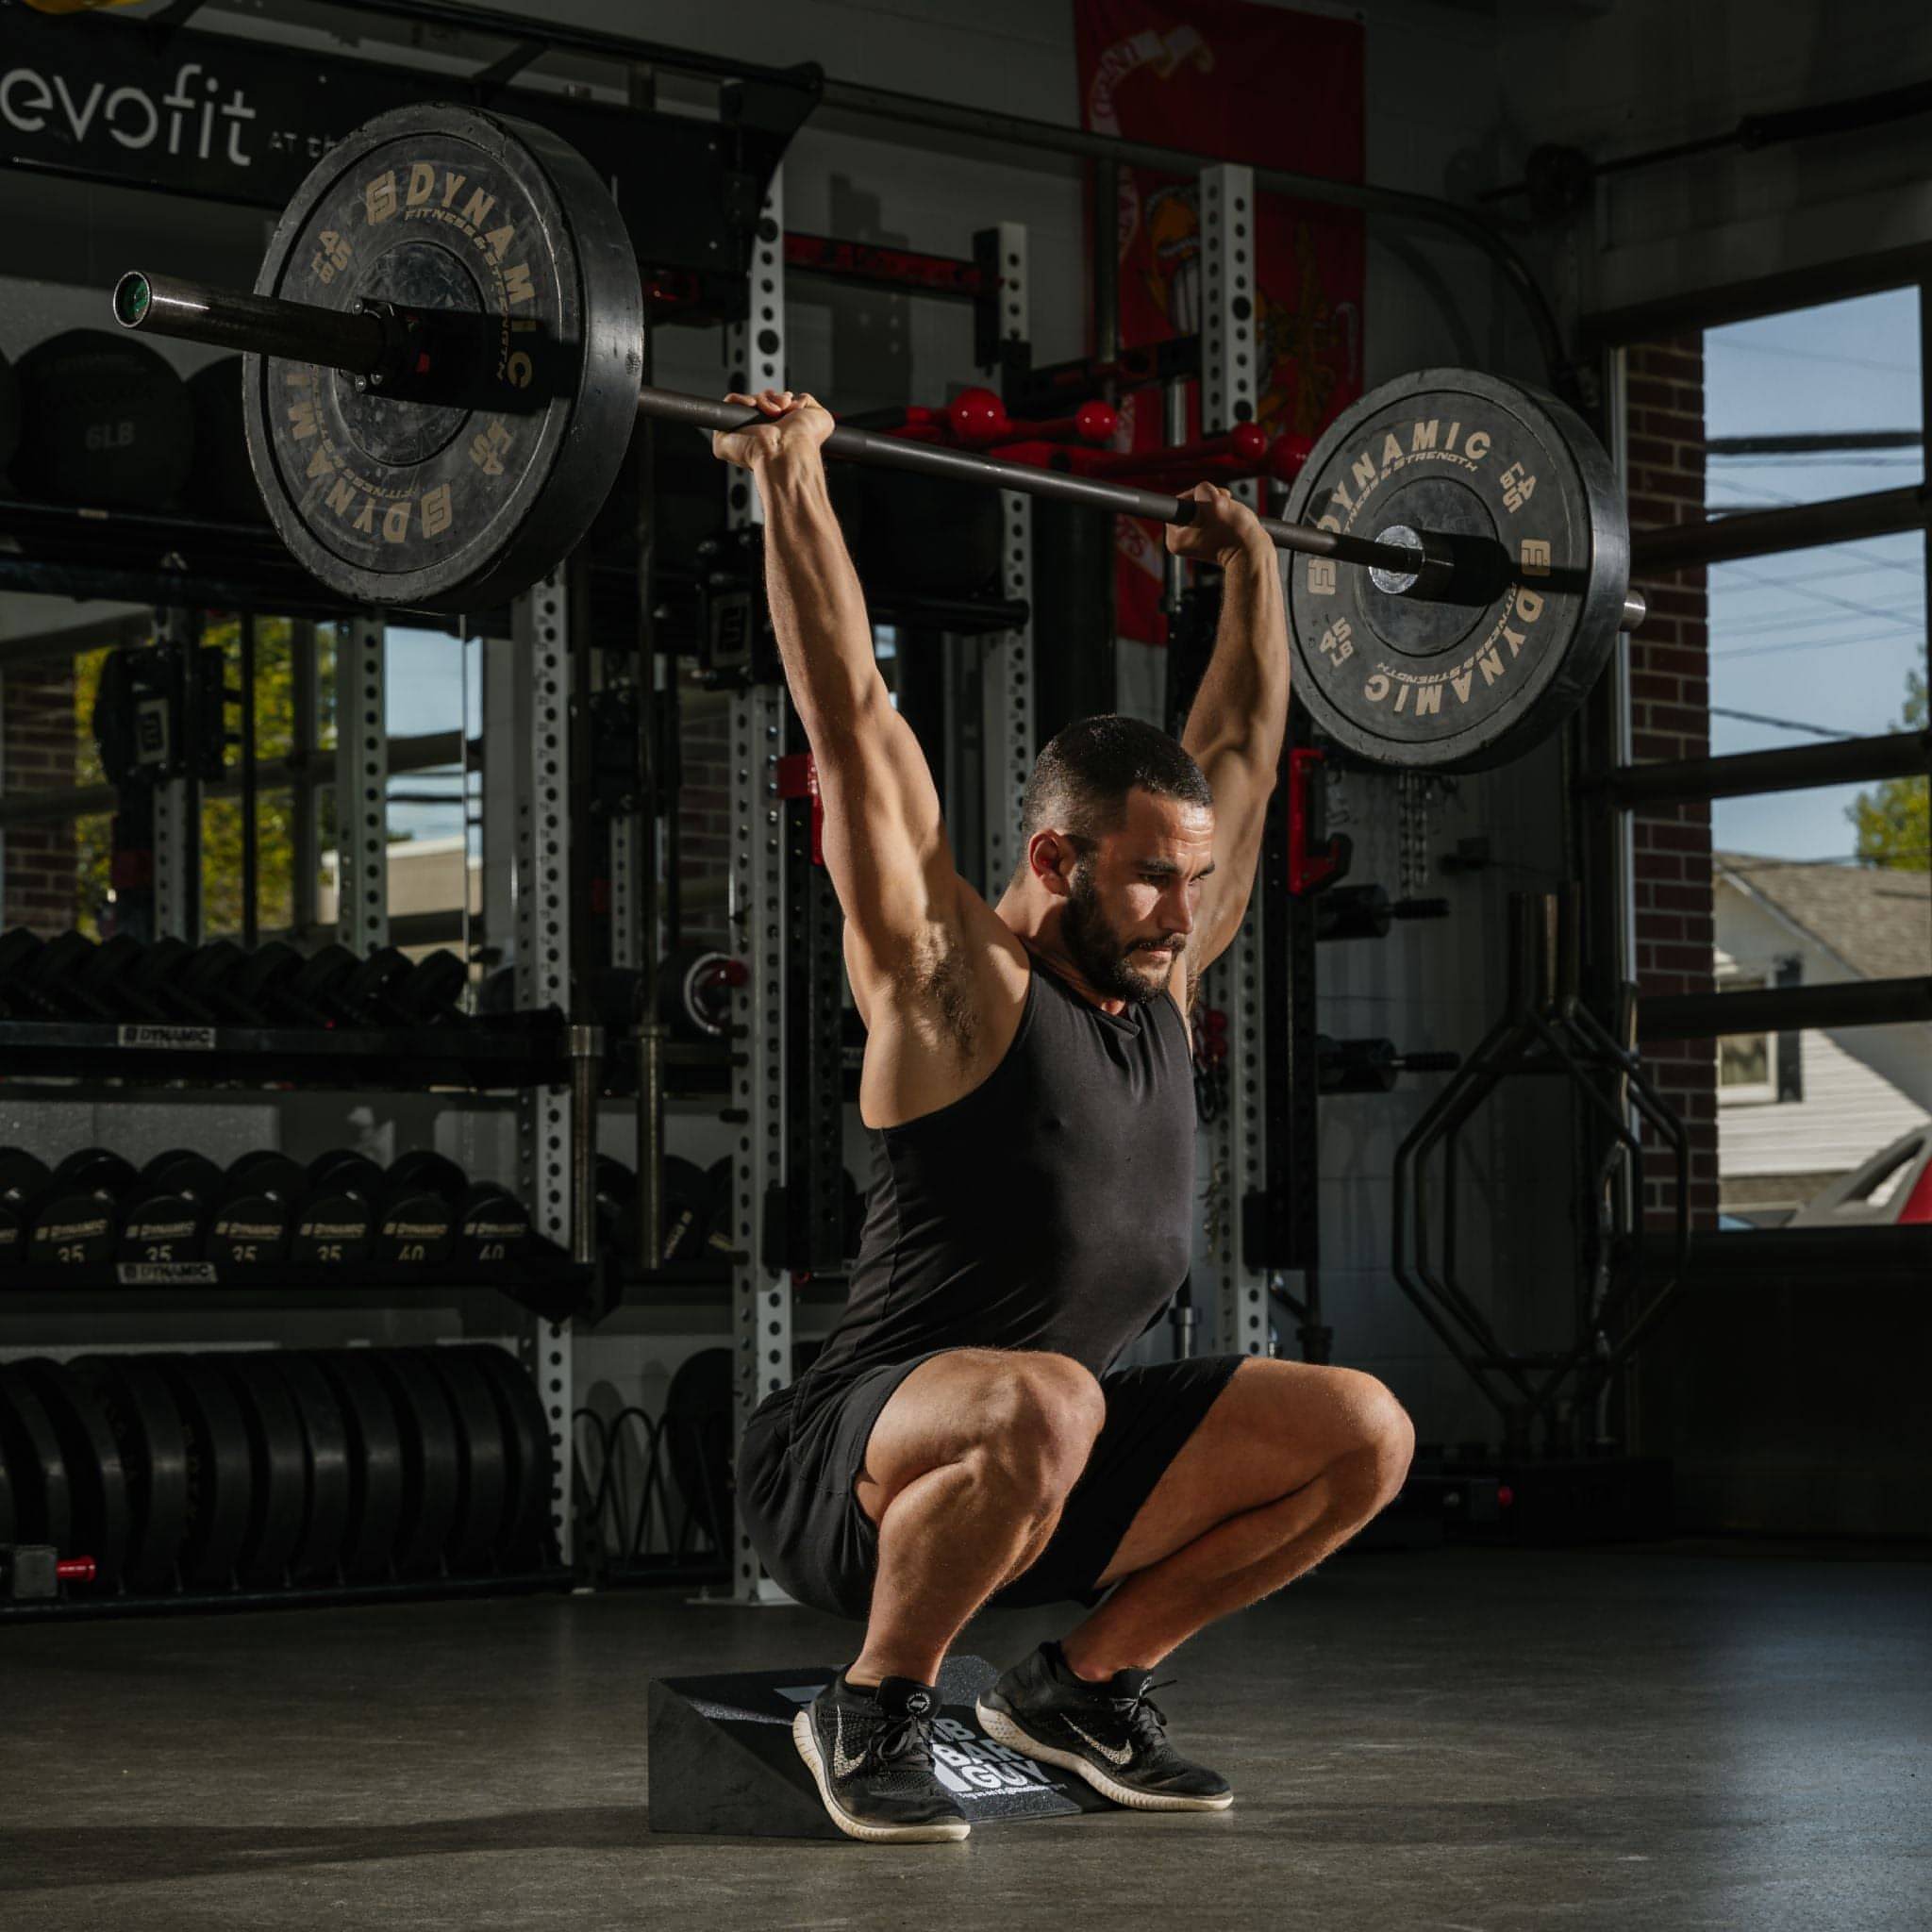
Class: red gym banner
1074,0,1365,645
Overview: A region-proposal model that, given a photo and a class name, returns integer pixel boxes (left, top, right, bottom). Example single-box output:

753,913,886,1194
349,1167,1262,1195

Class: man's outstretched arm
711,389,962,974
1171,485,1291,972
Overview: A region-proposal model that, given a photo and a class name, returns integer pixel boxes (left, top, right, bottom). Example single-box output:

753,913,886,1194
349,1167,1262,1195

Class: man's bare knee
1331,1372,1415,1507
973,1352,1106,1497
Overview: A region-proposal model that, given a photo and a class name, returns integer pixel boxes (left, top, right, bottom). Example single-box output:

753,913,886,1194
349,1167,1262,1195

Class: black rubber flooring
3,1542,1925,1930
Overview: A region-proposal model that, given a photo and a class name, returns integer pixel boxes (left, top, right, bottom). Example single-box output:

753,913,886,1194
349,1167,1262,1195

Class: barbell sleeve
116,270,387,375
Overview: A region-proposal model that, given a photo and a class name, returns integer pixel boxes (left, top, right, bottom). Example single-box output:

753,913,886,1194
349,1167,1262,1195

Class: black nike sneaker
975,1641,1232,1811
792,1672,971,1844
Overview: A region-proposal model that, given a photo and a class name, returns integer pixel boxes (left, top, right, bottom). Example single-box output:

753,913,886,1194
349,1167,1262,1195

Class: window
1706,288,1928,884
1715,970,1774,1102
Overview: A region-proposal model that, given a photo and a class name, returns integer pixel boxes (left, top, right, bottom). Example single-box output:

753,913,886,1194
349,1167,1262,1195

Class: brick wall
1624,337,1718,1231
2,663,79,935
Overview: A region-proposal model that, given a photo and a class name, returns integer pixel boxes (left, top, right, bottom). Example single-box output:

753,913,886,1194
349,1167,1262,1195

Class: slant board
647,1655,1115,1837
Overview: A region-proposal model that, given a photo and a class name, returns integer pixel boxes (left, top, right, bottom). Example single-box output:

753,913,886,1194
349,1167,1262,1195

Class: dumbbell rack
0,1024,600,1311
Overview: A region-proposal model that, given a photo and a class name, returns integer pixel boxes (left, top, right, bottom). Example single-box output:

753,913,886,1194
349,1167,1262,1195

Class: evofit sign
0,10,429,206
0,58,261,172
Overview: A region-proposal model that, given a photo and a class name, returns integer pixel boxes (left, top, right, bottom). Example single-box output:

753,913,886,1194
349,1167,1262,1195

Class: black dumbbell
453,1180,531,1266
119,1149,223,1264
122,938,206,1024
72,932,150,1019
31,1149,137,1268
0,1149,52,1268
380,1155,527,1269
21,933,110,1020
341,946,413,1023
229,941,307,1024
207,1152,306,1266
340,948,468,1028
1314,885,1454,943
391,951,469,1025
1316,1035,1462,1095
279,944,361,1026
375,1151,467,1266
173,941,258,1024
0,928,47,1017
292,1151,383,1266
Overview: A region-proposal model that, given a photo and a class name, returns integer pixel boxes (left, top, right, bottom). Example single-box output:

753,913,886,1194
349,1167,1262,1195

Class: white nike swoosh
1065,1718,1135,1768
830,1707,868,1781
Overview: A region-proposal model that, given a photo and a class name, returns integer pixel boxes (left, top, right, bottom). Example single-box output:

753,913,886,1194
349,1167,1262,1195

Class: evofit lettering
0,62,257,166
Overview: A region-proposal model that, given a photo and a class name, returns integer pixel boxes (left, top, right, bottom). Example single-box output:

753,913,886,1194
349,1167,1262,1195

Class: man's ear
1028,829,1077,898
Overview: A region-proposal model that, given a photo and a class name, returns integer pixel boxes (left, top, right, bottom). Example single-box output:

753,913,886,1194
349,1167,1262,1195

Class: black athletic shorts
735,1349,1245,1622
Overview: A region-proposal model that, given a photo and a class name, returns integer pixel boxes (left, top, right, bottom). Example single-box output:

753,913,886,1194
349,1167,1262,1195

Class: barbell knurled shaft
114,269,1478,588
637,386,1433,574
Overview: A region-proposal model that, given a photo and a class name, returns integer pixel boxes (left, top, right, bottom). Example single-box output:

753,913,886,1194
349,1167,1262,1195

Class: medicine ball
16,329,193,508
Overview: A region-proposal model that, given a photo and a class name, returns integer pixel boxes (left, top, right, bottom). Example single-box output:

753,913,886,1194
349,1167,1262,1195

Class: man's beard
1061,860,1178,1006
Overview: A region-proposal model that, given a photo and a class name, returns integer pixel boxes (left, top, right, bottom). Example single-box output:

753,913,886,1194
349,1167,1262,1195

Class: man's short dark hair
1018,714,1213,851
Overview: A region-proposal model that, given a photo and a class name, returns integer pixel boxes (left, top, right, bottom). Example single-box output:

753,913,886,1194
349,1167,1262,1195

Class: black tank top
800,946,1195,1405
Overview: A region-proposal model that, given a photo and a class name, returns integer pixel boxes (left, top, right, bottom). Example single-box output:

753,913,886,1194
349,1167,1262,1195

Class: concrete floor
3,1543,1926,1932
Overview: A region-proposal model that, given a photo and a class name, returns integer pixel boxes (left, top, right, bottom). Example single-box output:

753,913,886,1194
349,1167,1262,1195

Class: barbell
110,101,1644,774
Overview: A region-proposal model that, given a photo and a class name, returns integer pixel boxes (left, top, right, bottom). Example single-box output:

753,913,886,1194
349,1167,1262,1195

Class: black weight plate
308,1350,405,1581
258,1352,352,1584
217,1354,311,1586
409,1347,508,1572
244,103,642,615
68,1354,191,1593
368,1348,462,1577
665,1347,734,1555
12,1357,128,1589
450,1342,554,1565
0,1418,13,1546
1283,367,1627,771
656,944,738,1041
152,1354,254,1590
0,1361,74,1553
15,328,194,509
